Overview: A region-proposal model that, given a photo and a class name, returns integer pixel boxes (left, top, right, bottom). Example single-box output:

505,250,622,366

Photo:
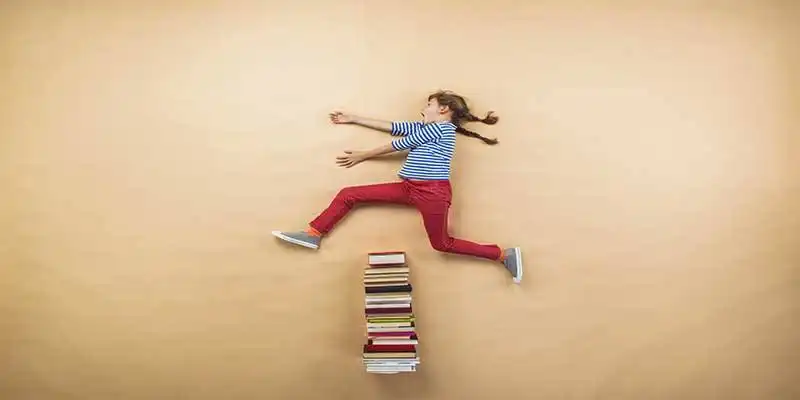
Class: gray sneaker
272,230,321,250
502,247,523,283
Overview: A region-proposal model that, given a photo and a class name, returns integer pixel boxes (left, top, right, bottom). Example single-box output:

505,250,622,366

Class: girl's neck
424,115,453,124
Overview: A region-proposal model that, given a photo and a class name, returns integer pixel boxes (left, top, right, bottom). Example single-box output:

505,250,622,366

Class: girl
272,90,522,283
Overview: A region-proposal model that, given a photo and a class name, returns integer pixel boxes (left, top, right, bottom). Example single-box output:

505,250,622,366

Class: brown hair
428,90,499,145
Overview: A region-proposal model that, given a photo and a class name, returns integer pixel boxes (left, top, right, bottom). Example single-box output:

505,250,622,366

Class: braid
456,126,499,145
465,110,499,125
454,110,499,145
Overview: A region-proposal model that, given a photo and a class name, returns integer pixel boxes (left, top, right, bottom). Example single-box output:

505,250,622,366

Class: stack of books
362,251,419,374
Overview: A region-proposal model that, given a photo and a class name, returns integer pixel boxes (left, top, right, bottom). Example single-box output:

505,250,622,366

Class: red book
363,344,416,353
367,331,416,337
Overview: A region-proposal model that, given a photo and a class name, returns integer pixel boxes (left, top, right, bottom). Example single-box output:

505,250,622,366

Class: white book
366,327,416,333
364,299,411,304
364,295,411,301
363,360,420,365
368,339,419,345
365,303,411,309
367,368,415,373
362,357,421,363
365,301,412,307
365,295,411,300
366,325,412,330
368,252,406,265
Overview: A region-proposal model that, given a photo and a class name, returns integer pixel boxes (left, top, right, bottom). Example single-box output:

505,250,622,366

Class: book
362,251,419,374
365,284,412,294
368,251,407,267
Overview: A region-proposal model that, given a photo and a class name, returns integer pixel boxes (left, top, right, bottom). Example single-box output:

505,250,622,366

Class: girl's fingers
336,151,358,167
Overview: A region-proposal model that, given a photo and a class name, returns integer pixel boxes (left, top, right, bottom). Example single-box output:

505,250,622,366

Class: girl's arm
330,112,420,136
336,143,397,168
352,117,422,136
360,143,397,159
337,125,441,168
331,112,392,132
352,116,392,132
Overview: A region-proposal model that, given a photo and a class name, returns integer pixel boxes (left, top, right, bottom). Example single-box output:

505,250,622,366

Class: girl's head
421,90,499,145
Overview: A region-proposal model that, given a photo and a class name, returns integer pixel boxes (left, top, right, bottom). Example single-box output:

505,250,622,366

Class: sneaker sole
513,247,523,283
271,231,319,250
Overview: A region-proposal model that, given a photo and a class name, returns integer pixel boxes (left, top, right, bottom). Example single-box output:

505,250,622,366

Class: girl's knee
429,237,452,252
337,186,354,197
335,186,358,202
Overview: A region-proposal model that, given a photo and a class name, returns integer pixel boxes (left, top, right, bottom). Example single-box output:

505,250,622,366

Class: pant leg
309,181,411,234
409,181,503,261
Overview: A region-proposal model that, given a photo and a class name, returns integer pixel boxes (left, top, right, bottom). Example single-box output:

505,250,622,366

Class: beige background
1,0,799,399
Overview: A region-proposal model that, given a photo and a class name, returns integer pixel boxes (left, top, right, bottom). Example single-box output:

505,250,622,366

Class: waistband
402,178,450,185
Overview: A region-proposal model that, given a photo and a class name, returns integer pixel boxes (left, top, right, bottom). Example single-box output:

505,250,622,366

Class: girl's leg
418,202,503,260
309,181,411,234
419,205,523,282
273,181,411,249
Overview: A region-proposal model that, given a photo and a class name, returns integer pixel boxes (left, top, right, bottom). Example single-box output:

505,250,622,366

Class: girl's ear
438,105,450,114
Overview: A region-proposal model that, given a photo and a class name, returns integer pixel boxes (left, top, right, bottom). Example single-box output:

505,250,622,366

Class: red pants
309,179,503,261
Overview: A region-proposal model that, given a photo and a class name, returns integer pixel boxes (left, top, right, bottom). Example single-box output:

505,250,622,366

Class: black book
365,284,412,294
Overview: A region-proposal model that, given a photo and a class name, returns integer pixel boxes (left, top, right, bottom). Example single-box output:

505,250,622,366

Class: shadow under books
368,366,434,398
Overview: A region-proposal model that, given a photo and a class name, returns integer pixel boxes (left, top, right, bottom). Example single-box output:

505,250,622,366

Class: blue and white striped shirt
390,120,457,180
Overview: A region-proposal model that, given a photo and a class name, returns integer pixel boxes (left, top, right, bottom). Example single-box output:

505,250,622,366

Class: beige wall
1,1,798,399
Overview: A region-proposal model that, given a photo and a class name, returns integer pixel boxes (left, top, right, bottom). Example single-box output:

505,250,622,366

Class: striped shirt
390,120,457,180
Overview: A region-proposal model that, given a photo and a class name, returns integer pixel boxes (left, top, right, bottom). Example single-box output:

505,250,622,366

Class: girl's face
421,98,448,123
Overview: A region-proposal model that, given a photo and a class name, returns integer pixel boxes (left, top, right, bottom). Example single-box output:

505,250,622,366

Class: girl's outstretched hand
336,150,366,168
329,111,355,124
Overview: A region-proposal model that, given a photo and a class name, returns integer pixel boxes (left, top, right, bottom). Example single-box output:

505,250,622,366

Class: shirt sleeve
391,122,443,151
390,121,423,136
